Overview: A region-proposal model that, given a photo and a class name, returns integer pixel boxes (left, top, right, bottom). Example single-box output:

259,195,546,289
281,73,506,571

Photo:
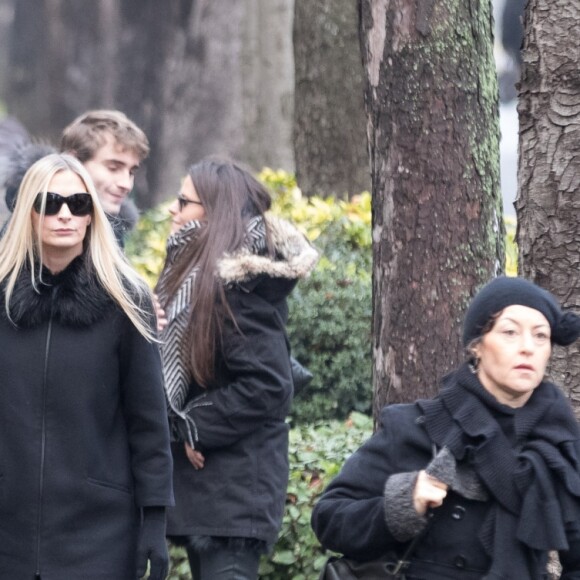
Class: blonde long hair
0,153,155,340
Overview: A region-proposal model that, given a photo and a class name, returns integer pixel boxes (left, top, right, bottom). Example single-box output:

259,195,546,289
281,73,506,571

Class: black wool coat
0,256,173,580
312,403,580,579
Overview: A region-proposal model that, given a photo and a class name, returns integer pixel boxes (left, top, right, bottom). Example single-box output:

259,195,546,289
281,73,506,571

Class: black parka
165,216,318,549
0,256,173,579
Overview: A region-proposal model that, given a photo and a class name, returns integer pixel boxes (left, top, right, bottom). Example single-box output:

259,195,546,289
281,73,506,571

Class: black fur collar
1,254,113,328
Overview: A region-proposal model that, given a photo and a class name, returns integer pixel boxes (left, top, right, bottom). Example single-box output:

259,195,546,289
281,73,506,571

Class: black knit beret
462,276,580,347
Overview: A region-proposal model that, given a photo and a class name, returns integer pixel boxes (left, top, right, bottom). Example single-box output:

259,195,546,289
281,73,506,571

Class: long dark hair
156,158,273,387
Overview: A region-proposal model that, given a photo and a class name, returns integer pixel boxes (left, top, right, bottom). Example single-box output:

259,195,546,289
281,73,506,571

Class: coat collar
2,254,113,328
217,214,319,285
418,363,580,574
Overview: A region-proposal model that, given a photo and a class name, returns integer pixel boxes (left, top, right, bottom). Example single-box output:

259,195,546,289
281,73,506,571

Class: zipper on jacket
35,292,54,577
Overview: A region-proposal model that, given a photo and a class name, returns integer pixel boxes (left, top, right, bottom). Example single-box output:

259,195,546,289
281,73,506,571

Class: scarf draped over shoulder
156,217,268,445
418,363,580,579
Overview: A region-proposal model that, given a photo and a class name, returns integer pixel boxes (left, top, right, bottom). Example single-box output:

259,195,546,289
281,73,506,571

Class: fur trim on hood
1,254,113,328
217,214,318,284
3,142,58,211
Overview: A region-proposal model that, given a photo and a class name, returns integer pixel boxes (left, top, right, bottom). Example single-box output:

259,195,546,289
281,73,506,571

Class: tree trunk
294,0,370,198
0,0,14,103
359,0,504,418
128,0,295,207
241,0,295,173
5,0,54,140
5,0,121,142
516,0,580,419
2,0,295,208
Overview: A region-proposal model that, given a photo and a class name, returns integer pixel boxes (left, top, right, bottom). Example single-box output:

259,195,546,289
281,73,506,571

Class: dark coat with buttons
0,256,174,579
312,403,580,579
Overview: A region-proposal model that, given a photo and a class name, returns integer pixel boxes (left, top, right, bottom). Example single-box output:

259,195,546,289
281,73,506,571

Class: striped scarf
157,217,267,446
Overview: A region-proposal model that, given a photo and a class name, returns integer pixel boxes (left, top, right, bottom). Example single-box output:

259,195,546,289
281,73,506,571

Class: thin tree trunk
5,0,121,141
294,0,369,198
359,0,504,418
516,0,580,420
242,0,295,173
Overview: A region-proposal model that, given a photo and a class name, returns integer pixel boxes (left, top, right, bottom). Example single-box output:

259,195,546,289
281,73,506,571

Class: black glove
136,506,169,580
290,356,313,396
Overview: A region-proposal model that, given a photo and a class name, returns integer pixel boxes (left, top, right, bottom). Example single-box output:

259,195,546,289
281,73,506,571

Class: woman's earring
469,350,480,374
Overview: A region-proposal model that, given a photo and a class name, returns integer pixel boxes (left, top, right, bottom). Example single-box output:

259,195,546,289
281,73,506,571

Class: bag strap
386,443,439,576
385,509,434,576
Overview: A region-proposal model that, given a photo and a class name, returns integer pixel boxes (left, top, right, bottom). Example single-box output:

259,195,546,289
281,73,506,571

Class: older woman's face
473,305,551,407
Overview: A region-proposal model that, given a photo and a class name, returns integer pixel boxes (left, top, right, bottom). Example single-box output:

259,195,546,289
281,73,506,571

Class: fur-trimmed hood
0,254,113,328
218,214,318,285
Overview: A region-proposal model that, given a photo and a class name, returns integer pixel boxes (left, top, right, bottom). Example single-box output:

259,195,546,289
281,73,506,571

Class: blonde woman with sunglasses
0,153,173,579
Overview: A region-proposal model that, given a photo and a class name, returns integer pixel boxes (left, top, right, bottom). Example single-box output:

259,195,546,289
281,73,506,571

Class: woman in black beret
312,276,580,579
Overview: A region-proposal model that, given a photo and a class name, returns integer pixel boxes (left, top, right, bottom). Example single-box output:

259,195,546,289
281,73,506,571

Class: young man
61,110,150,246
1,110,149,247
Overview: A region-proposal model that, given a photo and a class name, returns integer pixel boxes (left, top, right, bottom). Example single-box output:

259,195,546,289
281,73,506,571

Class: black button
451,505,466,520
454,556,467,569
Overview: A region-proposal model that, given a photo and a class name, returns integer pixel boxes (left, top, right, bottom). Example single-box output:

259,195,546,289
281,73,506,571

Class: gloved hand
136,506,169,580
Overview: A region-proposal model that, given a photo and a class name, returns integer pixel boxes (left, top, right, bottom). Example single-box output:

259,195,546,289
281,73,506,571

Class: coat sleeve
119,306,174,508
311,405,430,560
185,287,293,451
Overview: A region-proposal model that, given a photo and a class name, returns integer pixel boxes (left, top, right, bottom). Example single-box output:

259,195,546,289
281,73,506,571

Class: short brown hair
60,110,150,163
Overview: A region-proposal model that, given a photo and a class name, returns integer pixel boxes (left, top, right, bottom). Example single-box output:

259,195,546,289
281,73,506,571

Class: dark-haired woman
312,277,580,579
155,159,318,579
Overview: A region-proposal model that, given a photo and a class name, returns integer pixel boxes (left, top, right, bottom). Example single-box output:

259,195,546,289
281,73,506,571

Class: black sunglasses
33,192,93,216
177,194,203,212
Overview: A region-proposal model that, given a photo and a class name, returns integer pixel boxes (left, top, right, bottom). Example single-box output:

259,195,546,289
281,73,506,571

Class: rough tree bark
293,0,370,198
359,0,504,417
516,0,580,419
2,0,295,208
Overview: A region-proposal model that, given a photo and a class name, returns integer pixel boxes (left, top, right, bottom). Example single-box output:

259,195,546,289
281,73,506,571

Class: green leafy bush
505,216,517,276
125,201,170,288
258,169,373,423
287,265,371,422
166,413,374,580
